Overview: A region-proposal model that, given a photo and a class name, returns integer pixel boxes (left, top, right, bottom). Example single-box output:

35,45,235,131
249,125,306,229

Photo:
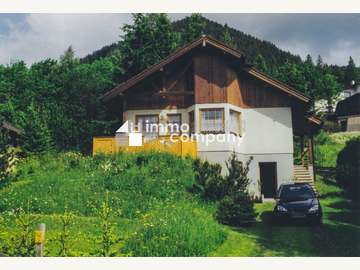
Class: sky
0,13,359,66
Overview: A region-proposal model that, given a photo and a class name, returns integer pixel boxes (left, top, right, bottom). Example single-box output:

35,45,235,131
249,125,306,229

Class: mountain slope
173,16,302,68
82,15,302,69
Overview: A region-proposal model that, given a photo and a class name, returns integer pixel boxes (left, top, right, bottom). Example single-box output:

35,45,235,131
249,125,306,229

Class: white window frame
135,115,159,140
199,108,225,134
229,109,242,136
167,113,182,135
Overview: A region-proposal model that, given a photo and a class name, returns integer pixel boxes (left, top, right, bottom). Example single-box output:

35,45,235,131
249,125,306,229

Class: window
167,114,181,135
135,115,159,140
200,109,224,133
230,110,241,135
188,111,195,135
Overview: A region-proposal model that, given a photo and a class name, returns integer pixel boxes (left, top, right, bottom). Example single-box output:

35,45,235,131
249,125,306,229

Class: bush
223,153,253,194
215,153,256,226
216,192,256,226
322,120,341,133
330,132,360,144
191,159,225,200
19,102,53,155
336,137,360,202
315,131,333,145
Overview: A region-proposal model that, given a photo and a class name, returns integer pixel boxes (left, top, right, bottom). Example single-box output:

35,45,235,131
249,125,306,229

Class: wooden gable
124,55,195,110
193,49,295,108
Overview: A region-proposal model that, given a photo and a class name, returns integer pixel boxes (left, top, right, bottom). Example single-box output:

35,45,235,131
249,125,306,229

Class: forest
1,13,359,153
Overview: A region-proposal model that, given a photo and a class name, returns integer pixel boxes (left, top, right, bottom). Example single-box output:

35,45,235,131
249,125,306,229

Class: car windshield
280,185,314,201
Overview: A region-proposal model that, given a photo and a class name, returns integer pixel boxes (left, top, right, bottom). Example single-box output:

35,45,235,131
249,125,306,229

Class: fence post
35,223,46,257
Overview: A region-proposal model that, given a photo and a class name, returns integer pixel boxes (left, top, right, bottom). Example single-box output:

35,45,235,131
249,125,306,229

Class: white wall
195,104,294,197
195,104,294,155
198,151,293,198
123,103,295,197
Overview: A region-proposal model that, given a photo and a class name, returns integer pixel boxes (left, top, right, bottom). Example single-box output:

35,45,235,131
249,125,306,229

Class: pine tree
222,24,235,48
181,13,206,43
119,13,180,78
303,54,316,102
20,102,53,154
60,46,77,66
254,54,269,74
216,153,256,226
344,56,358,87
316,55,324,68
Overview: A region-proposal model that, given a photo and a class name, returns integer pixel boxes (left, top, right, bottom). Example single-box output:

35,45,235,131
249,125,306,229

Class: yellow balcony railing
92,135,197,158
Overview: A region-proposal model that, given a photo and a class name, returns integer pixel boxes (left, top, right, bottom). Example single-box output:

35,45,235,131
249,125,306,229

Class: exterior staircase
293,165,318,195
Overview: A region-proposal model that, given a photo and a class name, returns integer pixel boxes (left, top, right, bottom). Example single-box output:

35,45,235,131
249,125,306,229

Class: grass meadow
1,132,359,256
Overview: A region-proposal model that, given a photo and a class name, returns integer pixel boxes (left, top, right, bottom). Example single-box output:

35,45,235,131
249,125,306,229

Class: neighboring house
335,93,360,132
99,35,321,199
0,121,21,146
315,81,360,114
343,80,360,98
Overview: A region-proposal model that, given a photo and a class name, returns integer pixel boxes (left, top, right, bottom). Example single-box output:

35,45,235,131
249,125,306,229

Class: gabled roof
101,35,310,104
102,35,244,101
336,93,360,117
243,67,310,102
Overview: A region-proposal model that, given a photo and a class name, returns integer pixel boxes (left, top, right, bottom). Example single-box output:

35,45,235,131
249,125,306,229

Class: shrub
216,192,256,226
0,201,38,256
336,137,360,203
223,153,253,194
19,102,53,155
191,159,225,200
322,120,341,133
216,153,256,226
330,131,360,144
315,131,333,145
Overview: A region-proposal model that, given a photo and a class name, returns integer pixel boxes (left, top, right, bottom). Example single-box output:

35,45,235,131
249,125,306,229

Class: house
98,35,321,199
335,93,360,132
343,80,360,98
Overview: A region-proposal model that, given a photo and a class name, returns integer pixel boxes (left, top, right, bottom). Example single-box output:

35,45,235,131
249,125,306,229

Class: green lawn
212,176,360,256
1,152,359,256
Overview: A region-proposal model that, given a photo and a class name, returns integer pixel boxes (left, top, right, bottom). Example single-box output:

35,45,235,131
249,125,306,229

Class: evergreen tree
180,13,206,44
254,54,269,74
216,153,256,226
222,24,235,48
20,102,53,154
316,55,324,68
119,13,179,78
303,54,316,102
322,73,340,112
277,61,309,95
60,46,76,65
344,56,358,87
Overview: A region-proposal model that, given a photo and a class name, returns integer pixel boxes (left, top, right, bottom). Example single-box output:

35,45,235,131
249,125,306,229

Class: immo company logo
115,121,143,147
115,120,242,147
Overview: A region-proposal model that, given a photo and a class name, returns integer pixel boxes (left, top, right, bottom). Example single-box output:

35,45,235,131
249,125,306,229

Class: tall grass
123,201,226,256
0,151,226,256
314,131,360,168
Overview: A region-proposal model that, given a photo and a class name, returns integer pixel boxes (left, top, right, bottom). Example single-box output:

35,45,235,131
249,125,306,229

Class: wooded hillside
1,14,359,153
